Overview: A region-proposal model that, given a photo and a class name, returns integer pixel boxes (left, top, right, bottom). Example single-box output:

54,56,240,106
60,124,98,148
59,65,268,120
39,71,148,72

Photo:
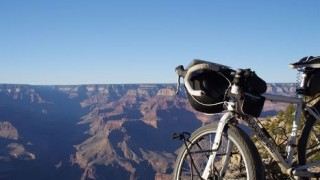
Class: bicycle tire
297,103,320,179
172,123,264,180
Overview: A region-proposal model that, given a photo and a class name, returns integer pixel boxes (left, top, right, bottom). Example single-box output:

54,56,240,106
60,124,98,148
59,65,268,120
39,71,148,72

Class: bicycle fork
201,112,234,179
202,84,239,179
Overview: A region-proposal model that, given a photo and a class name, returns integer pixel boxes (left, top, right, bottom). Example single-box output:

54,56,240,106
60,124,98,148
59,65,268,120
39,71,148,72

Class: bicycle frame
201,93,320,179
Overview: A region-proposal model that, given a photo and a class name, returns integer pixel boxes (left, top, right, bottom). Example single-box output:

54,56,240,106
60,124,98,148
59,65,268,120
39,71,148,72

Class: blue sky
0,0,319,85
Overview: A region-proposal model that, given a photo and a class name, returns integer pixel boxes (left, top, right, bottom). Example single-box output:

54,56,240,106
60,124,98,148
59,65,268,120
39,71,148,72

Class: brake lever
175,65,185,95
176,75,181,95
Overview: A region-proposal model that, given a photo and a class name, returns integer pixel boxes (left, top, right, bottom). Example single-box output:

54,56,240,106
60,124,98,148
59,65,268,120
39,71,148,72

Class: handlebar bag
186,68,232,114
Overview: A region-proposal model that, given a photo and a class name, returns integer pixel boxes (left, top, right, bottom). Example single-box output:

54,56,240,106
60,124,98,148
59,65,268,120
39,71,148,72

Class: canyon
0,83,296,179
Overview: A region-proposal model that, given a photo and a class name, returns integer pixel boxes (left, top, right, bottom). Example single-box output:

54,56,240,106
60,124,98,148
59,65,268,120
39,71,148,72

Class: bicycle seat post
300,72,307,88
296,70,309,96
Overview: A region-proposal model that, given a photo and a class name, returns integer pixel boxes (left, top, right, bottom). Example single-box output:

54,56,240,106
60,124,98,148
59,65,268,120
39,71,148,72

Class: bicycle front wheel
172,123,264,180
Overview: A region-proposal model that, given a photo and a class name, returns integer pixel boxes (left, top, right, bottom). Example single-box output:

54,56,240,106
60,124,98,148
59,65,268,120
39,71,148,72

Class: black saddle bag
306,69,320,96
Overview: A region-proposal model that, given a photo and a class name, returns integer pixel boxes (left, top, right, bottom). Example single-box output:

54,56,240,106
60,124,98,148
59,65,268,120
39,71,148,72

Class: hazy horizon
0,82,298,86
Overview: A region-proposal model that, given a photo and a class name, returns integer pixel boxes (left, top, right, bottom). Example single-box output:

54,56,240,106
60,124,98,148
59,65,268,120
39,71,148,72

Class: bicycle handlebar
175,60,244,97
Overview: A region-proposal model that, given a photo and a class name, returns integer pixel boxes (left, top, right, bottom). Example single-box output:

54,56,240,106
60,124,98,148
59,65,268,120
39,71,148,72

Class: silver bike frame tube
262,93,302,104
287,96,304,166
245,115,290,171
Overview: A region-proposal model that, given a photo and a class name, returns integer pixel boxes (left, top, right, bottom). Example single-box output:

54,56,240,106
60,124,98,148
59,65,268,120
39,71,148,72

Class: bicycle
172,56,320,179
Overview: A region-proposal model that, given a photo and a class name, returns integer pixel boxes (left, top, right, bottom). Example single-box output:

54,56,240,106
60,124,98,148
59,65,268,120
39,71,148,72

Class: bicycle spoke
219,138,234,177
